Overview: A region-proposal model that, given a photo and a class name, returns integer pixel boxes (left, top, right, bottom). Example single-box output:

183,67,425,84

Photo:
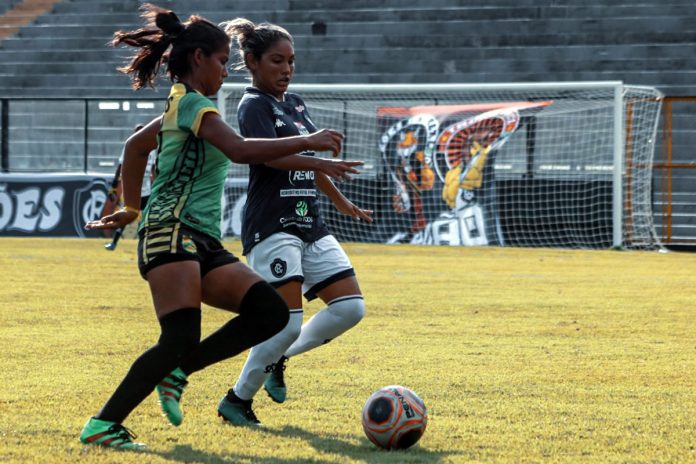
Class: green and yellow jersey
140,83,230,239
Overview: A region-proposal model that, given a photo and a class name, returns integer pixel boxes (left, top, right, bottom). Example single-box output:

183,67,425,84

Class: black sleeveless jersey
238,87,330,254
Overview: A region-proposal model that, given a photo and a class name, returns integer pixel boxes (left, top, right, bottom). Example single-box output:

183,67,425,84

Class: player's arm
85,117,160,230
198,112,343,163
121,118,159,210
236,98,359,179
316,172,373,222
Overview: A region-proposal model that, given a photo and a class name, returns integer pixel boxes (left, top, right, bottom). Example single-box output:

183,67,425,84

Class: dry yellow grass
0,237,695,463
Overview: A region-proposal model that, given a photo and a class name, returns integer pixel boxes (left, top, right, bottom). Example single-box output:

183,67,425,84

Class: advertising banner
0,174,113,237
377,101,551,246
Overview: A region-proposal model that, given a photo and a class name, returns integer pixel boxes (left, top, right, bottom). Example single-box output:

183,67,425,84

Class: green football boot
156,367,188,426
217,390,262,426
79,417,146,450
263,356,288,403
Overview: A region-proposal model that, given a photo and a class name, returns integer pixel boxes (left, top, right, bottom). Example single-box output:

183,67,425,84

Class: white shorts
246,232,354,301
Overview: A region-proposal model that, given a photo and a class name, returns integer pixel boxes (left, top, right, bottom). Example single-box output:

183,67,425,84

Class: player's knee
241,281,290,338
276,312,303,345
328,296,365,328
158,307,202,359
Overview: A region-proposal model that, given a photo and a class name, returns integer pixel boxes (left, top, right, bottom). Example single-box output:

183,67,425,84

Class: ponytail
112,3,229,90
222,18,293,71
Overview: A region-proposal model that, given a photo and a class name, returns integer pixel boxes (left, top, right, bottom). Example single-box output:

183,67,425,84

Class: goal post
218,81,663,249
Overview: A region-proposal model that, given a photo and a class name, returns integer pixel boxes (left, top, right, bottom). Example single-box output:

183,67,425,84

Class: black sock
180,281,289,376
225,388,245,404
96,308,201,423
111,229,123,246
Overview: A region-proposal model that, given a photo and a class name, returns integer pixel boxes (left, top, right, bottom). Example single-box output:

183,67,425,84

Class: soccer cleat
156,367,188,426
79,417,146,450
104,242,117,251
217,390,262,426
263,356,288,403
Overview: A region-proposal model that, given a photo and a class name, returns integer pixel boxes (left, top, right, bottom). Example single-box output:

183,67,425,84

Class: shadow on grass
264,424,459,463
148,424,460,463
149,444,334,463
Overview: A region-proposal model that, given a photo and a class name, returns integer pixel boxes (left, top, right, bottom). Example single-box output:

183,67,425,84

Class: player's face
251,39,294,100
198,46,230,96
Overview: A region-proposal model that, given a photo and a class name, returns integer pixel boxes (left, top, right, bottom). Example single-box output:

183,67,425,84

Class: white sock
284,295,364,358
233,309,303,400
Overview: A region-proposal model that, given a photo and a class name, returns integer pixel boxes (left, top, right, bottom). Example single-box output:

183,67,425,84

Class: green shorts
137,224,239,279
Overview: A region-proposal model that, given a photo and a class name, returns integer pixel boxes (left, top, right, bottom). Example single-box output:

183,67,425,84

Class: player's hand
334,198,374,223
317,158,363,181
306,129,344,157
85,208,138,230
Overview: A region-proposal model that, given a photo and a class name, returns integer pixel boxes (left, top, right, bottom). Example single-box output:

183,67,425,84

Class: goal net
218,82,662,249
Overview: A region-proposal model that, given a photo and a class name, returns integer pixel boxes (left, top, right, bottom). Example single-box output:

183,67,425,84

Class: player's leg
156,231,290,426
105,227,123,250
264,235,365,401
255,280,302,404
221,233,305,424
183,262,290,373
81,251,203,449
192,262,291,427
288,234,364,356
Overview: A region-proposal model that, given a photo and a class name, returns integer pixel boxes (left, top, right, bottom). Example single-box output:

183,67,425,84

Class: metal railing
655,96,696,244
0,97,166,173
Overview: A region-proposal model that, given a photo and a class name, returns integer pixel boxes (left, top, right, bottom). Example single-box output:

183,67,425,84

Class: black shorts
137,224,239,280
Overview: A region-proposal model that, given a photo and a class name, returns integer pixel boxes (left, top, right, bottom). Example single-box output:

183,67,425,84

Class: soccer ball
361,385,428,450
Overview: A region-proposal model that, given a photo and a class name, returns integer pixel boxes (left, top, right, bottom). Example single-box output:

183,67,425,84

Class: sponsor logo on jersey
280,215,314,227
280,188,317,197
275,118,286,128
295,104,305,113
270,257,287,278
295,201,308,216
294,122,310,135
288,170,315,186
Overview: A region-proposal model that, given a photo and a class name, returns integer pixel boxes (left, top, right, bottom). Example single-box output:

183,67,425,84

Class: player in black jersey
79,4,356,449
209,18,374,426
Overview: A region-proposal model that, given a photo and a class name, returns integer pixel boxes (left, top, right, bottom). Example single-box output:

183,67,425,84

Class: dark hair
112,3,230,90
222,18,293,71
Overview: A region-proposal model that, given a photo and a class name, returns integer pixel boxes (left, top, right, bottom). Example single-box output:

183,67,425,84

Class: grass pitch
0,237,695,463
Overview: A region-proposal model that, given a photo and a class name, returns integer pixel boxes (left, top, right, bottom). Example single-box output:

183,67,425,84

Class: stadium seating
0,0,694,97
0,0,58,40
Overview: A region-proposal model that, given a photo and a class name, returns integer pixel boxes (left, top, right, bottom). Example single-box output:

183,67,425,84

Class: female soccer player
211,18,374,426
79,4,358,449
